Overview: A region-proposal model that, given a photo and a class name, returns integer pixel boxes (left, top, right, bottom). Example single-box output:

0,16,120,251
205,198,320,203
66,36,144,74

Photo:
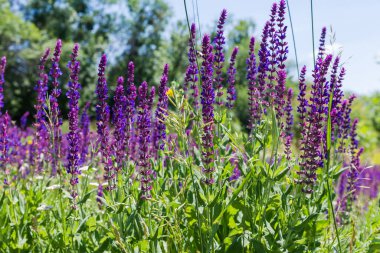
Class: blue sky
167,0,380,95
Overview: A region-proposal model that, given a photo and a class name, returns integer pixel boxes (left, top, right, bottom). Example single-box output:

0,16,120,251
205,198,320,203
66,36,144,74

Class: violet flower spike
154,64,169,153
49,39,63,176
200,35,215,185
184,23,199,107
257,22,270,106
284,88,293,160
276,0,288,70
137,81,155,199
226,47,239,109
96,54,114,190
113,76,127,172
125,61,137,160
266,2,278,103
0,112,9,170
246,37,260,131
34,49,50,173
213,9,227,105
66,43,81,203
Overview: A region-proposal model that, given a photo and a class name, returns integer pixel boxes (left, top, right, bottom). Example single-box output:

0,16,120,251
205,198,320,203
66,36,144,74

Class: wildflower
284,88,293,160
154,64,169,153
137,81,155,199
96,54,114,190
66,43,81,201
125,61,137,160
49,39,63,176
266,3,278,102
213,9,227,105
184,23,199,108
113,76,127,171
226,47,239,109
0,112,9,169
247,37,259,131
257,22,270,106
20,112,30,129
166,88,174,98
276,0,288,70
200,35,215,185
34,48,50,173
298,54,333,193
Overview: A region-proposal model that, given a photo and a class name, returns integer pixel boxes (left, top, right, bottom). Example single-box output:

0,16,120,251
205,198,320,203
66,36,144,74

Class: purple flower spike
297,54,333,193
257,22,270,106
226,47,239,109
66,43,81,202
266,2,278,102
126,62,137,160
79,102,90,165
318,27,327,60
247,37,260,131
213,9,227,105
49,39,63,176
184,23,199,108
34,48,50,174
200,35,215,185
284,88,293,160
0,56,6,112
275,69,287,119
137,81,155,199
113,76,127,172
20,112,30,129
0,112,9,168
346,118,363,207
276,0,288,70
96,54,114,191
154,64,169,154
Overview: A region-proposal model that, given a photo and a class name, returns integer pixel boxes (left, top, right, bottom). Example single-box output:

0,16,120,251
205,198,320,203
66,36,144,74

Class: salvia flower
184,23,199,107
137,81,155,199
96,54,114,190
113,76,127,171
284,88,293,160
66,43,81,203
226,47,239,109
246,37,260,131
0,112,9,170
257,22,270,106
266,2,278,102
125,62,137,160
345,118,363,209
34,49,50,173
154,64,169,153
200,35,215,185
20,112,29,129
275,69,287,119
49,39,63,176
298,55,333,193
276,0,288,70
213,9,227,105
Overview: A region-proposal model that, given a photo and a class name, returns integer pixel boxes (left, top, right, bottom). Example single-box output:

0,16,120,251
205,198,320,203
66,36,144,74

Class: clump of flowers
66,43,81,205
49,39,63,176
200,34,215,185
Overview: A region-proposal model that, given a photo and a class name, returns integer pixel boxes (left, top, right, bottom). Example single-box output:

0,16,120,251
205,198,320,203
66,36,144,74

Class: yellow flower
166,88,174,97
27,139,33,145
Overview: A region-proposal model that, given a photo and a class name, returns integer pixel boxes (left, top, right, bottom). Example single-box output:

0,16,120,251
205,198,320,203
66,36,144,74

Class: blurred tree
109,0,172,86
0,0,47,119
